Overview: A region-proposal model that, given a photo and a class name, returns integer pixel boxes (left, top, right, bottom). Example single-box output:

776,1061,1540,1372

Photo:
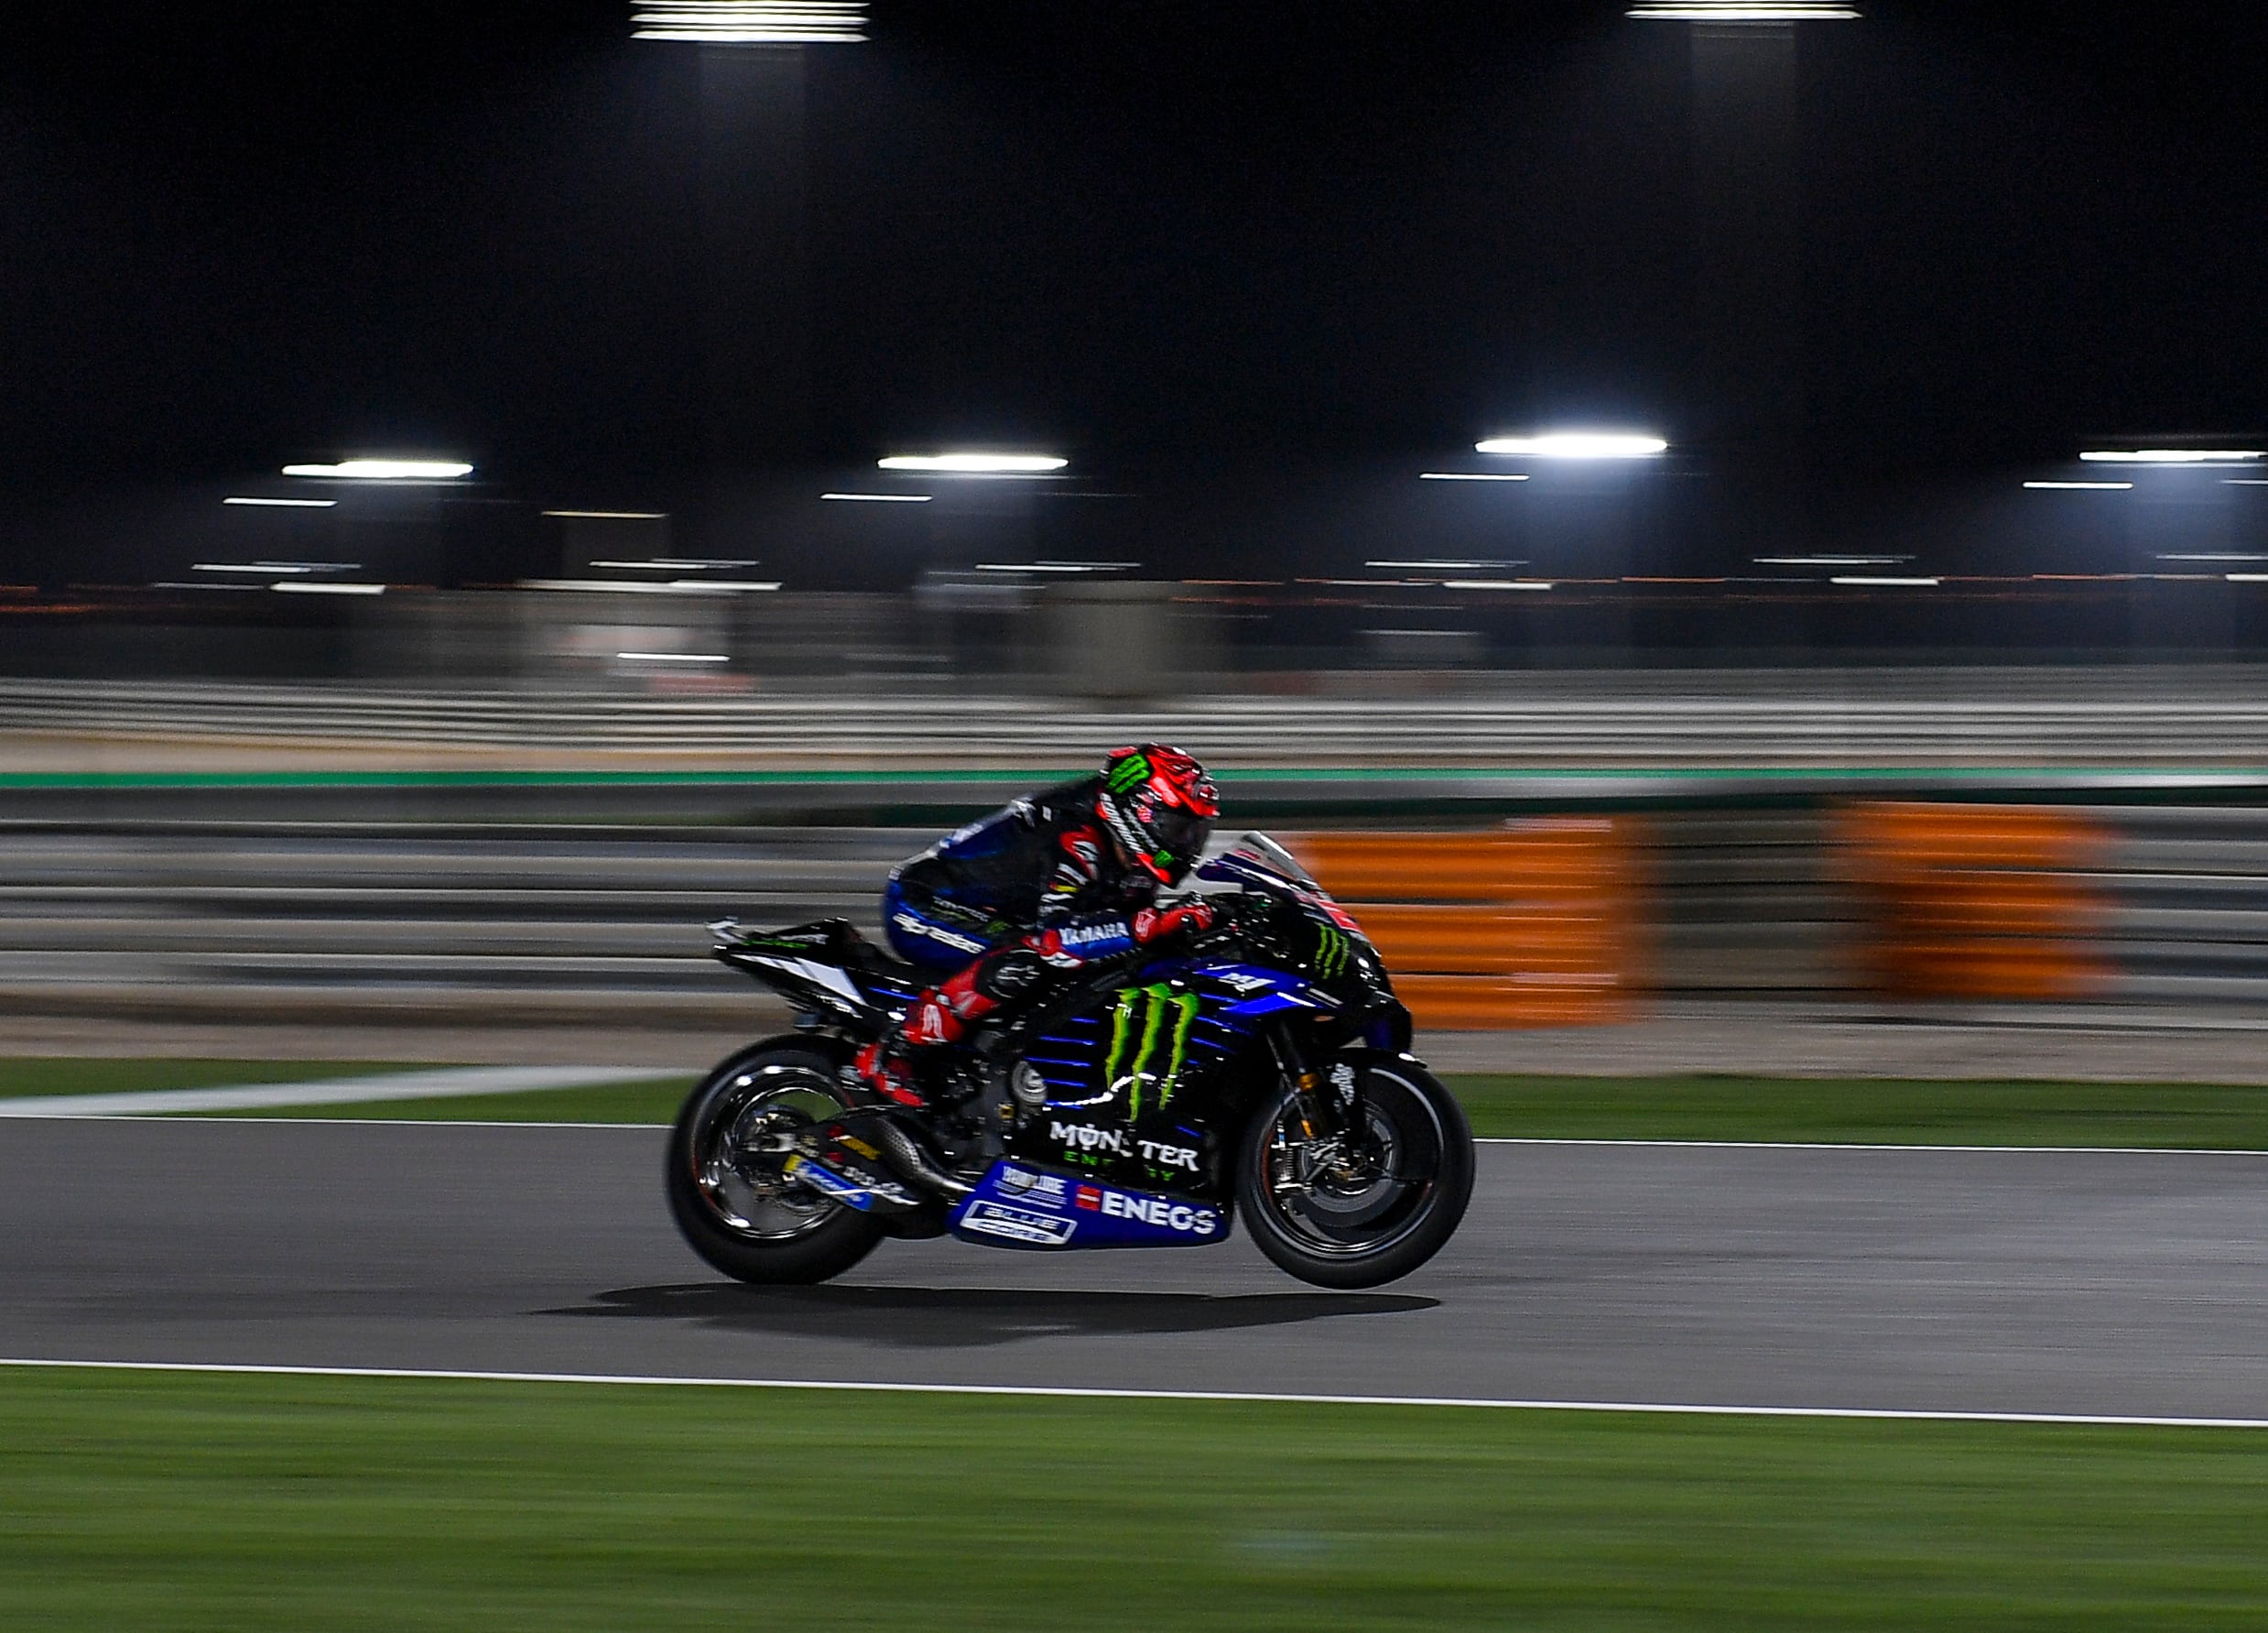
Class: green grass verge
0,1059,426,1101
1449,1073,2268,1149
1,1367,2263,1629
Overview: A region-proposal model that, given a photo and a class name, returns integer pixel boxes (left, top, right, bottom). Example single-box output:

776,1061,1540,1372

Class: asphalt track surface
4,1118,2263,1420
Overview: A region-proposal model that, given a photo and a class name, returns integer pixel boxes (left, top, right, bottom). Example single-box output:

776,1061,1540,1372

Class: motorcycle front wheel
666,1039,886,1285
1236,1057,1473,1290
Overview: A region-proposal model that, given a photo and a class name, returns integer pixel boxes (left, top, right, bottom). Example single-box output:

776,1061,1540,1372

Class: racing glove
1133,899,1216,944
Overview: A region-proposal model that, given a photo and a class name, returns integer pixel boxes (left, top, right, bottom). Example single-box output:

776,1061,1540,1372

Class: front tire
666,1039,886,1285
1236,1057,1473,1289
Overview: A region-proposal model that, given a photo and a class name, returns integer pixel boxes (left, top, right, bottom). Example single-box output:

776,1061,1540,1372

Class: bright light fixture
972,561,1134,574
1628,4,1861,17
586,558,759,570
878,453,1069,474
616,651,732,663
1754,555,1909,566
1420,472,1531,482
2228,574,2268,584
2024,482,2133,491
1475,433,1667,459
1443,579,1555,591
823,492,933,502
223,496,337,508
272,581,385,596
280,460,473,480
543,509,668,519
2078,449,2265,464
1369,559,1525,570
1832,576,1940,587
630,2,867,43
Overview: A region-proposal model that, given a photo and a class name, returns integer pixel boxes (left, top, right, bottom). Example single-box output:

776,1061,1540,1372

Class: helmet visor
1145,808,1213,876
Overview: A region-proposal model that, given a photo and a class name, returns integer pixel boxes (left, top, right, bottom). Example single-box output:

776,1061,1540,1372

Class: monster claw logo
1104,983,1201,1117
1313,924,1351,978
1105,753,1152,795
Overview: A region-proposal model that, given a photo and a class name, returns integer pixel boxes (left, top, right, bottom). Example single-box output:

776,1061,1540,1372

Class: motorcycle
667,832,1473,1290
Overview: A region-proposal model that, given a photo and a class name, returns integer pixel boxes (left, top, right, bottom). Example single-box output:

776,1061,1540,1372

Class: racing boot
852,976,981,1110
852,1037,929,1109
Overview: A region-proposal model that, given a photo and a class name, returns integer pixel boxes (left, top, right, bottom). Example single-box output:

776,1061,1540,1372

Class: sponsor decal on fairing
959,1201,1079,1247
949,1160,1230,1250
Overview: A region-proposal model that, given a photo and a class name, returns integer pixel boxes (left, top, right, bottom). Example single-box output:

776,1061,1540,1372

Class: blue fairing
950,1160,1232,1250
1018,957,1322,1110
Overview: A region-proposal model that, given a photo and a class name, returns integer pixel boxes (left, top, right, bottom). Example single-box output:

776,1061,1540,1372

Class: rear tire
1236,1057,1473,1290
666,1039,886,1285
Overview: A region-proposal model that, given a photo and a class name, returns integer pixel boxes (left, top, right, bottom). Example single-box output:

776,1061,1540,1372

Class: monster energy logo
1313,924,1351,978
1103,983,1201,1118
1105,754,1151,795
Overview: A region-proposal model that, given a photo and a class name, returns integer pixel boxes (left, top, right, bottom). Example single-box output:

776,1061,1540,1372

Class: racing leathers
861,775,1214,1106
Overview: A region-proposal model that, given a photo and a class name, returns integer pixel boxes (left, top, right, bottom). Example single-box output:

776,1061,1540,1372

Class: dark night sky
2,2,2264,580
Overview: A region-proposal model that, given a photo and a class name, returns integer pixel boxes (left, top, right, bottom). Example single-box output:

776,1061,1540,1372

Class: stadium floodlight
2078,449,2265,463
2024,482,2133,491
1628,4,1860,18
1755,554,1908,565
630,2,868,43
877,453,1069,474
280,460,473,480
1474,433,1667,459
223,496,336,508
1419,473,1531,482
1370,559,1525,569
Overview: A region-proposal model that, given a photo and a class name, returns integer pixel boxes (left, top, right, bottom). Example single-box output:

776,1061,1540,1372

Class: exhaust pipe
879,1120,974,1199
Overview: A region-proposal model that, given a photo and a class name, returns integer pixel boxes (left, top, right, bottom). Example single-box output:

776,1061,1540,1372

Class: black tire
666,1038,887,1286
1235,1056,1474,1290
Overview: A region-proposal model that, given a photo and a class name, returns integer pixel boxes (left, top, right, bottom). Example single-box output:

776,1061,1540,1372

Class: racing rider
856,744,1222,1109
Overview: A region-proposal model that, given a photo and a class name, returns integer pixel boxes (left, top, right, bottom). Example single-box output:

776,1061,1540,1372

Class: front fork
1264,1022,1366,1145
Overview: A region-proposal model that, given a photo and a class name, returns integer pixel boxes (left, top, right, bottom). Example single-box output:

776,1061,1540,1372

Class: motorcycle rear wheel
1236,1057,1473,1289
666,1039,886,1285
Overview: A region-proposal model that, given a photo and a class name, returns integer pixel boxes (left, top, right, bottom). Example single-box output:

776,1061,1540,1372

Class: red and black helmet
1096,744,1220,885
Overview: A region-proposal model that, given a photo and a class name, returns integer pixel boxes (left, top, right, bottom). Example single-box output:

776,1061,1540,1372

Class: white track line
2,1357,2263,1431
0,1065,677,1117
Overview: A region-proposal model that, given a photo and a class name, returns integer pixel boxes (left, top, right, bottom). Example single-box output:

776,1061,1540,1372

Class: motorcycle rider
856,744,1222,1109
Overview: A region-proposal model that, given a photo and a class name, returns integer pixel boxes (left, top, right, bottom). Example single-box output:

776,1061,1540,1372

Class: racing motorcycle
667,833,1473,1290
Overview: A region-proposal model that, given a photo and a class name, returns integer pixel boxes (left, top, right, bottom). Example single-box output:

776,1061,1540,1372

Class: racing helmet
1096,744,1220,885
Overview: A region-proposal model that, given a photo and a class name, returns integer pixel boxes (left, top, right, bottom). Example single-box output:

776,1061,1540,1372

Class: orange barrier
1289,822,1647,1029
1836,803,2111,1000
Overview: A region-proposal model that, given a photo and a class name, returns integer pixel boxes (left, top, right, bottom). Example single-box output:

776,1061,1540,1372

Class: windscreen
1197,831,1318,888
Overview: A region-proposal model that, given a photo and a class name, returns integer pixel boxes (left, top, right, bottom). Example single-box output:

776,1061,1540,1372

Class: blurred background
5,0,2268,1046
